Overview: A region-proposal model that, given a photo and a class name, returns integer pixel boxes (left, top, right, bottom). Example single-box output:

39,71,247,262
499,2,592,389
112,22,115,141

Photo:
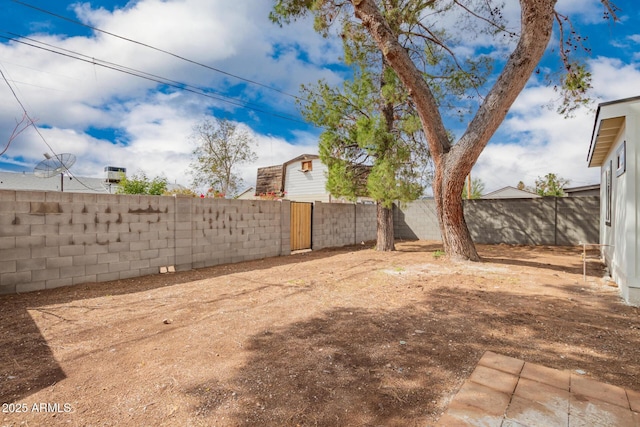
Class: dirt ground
1,240,639,427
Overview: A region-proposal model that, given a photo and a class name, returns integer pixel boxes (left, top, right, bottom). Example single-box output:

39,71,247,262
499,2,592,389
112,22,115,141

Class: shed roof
588,95,640,168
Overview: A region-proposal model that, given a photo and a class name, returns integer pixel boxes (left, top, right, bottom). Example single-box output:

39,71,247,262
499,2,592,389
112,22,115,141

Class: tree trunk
352,0,556,261
376,202,395,251
433,161,479,261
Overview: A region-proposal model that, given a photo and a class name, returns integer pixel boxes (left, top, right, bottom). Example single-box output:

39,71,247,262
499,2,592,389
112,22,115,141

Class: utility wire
6,31,305,123
0,33,309,125
2,60,109,192
11,0,305,102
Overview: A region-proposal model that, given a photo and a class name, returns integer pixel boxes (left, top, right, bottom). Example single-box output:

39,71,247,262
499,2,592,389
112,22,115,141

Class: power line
0,32,309,125
11,0,305,102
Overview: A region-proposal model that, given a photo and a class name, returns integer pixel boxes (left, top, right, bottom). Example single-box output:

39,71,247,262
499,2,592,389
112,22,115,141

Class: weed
433,250,445,259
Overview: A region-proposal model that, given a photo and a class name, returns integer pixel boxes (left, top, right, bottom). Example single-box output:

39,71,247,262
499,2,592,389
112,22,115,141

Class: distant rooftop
0,171,112,193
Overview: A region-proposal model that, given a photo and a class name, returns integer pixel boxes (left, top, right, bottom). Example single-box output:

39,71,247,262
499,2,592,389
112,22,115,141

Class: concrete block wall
0,190,176,294
189,198,283,269
355,204,377,243
556,197,600,245
0,190,290,295
393,199,441,240
312,202,377,250
464,198,557,245
395,197,600,246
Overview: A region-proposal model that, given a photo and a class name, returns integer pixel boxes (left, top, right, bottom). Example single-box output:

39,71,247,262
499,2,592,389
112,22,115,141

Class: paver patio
436,351,640,426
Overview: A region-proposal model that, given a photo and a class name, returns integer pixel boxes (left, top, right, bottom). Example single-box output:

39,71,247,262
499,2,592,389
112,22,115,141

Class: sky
0,0,638,195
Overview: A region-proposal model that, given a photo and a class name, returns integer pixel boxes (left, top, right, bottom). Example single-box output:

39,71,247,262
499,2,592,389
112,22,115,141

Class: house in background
0,167,185,195
563,184,600,197
254,154,371,203
481,186,540,199
0,171,112,193
587,95,640,305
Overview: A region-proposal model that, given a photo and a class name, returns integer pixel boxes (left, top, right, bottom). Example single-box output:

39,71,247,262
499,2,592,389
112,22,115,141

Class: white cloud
473,56,640,194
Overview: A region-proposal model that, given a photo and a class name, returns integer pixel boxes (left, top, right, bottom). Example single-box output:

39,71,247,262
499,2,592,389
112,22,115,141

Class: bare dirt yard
1,241,639,426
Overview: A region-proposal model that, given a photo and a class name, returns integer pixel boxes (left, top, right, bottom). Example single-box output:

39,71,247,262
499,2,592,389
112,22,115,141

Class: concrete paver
520,362,571,391
435,352,640,427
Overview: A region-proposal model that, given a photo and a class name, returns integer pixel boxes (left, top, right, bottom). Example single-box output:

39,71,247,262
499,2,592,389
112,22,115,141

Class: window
616,141,626,177
605,160,612,227
301,160,313,172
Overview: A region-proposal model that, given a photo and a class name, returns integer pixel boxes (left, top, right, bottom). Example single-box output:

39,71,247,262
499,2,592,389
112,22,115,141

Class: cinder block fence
0,191,378,294
0,190,598,294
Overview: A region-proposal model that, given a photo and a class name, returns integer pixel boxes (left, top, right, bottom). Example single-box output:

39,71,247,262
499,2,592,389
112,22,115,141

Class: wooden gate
290,202,312,251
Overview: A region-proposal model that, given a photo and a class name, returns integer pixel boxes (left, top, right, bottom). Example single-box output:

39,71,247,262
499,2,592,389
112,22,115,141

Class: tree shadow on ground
0,243,374,404
188,283,640,426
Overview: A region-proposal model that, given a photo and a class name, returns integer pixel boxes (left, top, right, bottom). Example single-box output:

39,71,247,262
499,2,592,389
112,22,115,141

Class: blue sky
0,0,638,194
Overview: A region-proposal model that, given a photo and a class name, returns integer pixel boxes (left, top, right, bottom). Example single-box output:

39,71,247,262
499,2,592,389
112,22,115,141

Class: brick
72,275,97,285
109,261,130,272
0,224,31,237
60,245,86,257
15,235,45,248
16,281,46,293
32,246,59,258
60,265,86,278
46,213,72,224
84,244,109,255
46,256,73,269
46,235,73,247
86,264,109,275
14,213,45,225
0,236,15,249
46,277,74,289
1,271,31,286
0,260,17,274
119,251,141,262
97,272,120,282
32,268,60,282
0,201,29,213
73,254,98,266
108,241,130,253
17,258,46,272
119,270,140,280
0,247,31,260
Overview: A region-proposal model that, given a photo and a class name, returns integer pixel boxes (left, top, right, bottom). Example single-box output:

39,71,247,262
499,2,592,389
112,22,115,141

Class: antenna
34,153,76,192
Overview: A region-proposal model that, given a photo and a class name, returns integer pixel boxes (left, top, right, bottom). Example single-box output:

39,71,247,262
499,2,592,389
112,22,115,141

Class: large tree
297,20,430,251
272,0,617,261
190,118,257,197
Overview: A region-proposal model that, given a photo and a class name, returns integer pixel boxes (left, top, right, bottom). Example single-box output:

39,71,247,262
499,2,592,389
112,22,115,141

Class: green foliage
535,173,569,197
116,171,168,195
164,187,198,197
190,118,257,196
433,249,445,259
462,178,485,199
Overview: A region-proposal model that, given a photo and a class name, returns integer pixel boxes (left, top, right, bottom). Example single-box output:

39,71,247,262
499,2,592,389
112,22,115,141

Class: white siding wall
283,159,330,202
598,101,640,305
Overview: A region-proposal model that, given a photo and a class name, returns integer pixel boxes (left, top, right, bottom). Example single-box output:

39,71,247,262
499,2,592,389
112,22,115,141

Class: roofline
563,184,600,192
588,95,640,165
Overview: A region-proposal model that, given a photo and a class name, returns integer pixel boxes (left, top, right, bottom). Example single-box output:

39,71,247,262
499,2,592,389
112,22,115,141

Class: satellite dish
34,153,76,192
34,153,76,178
